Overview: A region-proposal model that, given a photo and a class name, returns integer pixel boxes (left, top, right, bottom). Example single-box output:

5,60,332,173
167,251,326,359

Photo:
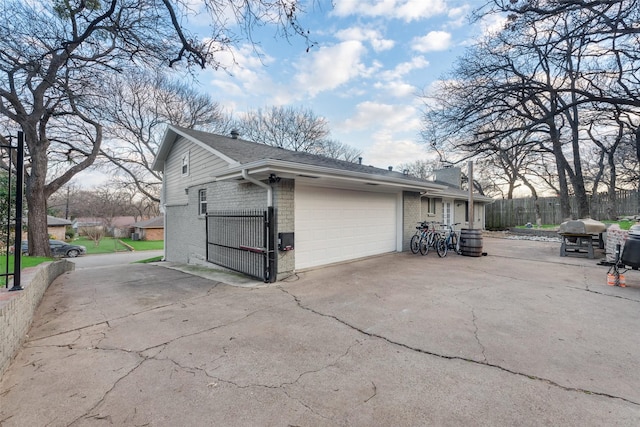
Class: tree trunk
549,123,572,220
24,127,51,257
636,128,640,215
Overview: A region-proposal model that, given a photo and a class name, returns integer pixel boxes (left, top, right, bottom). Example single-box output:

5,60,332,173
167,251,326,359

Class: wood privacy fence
486,190,640,229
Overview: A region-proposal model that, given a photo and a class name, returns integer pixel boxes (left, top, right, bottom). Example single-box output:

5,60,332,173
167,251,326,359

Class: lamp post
9,131,24,291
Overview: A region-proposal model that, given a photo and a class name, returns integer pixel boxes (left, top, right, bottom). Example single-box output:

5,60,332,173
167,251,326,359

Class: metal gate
205,208,276,282
1,131,25,290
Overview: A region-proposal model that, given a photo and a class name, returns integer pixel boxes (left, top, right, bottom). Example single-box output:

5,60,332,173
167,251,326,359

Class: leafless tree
423,1,640,220
236,105,361,161
0,0,312,256
100,71,228,203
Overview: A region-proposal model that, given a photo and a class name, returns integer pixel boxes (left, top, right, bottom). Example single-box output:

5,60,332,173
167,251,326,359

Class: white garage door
295,185,398,270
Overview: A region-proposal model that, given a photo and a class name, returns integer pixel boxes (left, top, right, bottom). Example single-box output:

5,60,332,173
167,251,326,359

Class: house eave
214,159,448,193
152,125,240,171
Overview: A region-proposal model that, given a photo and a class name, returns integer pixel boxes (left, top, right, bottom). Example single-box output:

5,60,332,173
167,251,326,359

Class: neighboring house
131,216,164,241
152,125,492,282
46,215,72,240
73,216,137,238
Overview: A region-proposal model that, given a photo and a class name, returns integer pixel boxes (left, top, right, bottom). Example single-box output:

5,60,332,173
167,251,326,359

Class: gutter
242,169,273,207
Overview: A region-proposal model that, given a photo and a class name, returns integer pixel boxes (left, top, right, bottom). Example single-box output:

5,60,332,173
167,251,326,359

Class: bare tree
238,106,330,152
100,71,227,203
237,105,361,161
423,2,640,220
0,0,312,256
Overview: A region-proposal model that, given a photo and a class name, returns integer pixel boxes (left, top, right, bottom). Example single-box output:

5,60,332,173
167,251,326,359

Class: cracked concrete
1,237,640,426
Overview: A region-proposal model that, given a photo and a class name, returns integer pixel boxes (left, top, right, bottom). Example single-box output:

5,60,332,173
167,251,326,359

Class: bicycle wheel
436,237,447,257
419,237,429,255
452,234,461,254
410,235,421,254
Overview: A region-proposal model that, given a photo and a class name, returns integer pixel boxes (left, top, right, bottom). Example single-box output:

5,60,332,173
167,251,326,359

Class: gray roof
132,216,164,228
47,215,72,226
153,125,495,202
158,126,439,186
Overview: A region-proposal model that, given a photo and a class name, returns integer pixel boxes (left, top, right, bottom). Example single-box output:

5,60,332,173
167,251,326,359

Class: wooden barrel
460,229,483,257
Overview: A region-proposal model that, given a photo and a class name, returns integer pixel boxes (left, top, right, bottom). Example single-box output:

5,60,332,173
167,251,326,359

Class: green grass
603,220,634,230
73,237,163,254
515,220,636,230
134,255,163,263
119,238,164,251
0,255,52,286
74,237,131,254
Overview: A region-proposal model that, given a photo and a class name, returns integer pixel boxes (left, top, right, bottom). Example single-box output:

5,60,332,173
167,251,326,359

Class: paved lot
1,237,639,426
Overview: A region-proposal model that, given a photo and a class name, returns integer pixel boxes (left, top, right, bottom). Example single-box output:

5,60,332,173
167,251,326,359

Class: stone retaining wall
0,260,75,377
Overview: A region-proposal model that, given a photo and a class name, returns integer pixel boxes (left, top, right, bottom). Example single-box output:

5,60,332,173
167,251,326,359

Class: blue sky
195,0,502,170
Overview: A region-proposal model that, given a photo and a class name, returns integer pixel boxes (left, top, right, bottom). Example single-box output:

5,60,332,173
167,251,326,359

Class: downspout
241,169,276,282
241,169,273,207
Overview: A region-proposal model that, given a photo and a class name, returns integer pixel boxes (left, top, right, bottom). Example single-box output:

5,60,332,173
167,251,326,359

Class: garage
295,184,399,270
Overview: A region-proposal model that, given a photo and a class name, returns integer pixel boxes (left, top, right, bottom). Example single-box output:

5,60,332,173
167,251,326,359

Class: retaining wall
0,260,75,377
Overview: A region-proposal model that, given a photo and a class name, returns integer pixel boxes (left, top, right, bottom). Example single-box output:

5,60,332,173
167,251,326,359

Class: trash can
621,225,640,269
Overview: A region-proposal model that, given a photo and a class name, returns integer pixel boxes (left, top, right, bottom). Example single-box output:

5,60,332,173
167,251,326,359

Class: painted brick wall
403,191,421,251
165,180,271,266
274,179,295,280
0,260,75,377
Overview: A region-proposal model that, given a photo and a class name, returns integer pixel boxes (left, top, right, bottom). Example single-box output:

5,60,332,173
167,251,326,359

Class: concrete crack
278,287,640,407
471,308,487,363
67,356,148,426
567,285,640,303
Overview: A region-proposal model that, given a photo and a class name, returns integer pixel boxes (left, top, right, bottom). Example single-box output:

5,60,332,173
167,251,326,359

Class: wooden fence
486,190,640,229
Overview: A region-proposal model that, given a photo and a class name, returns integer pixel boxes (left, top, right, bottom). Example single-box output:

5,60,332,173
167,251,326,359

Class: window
425,198,436,215
181,151,190,176
198,189,207,215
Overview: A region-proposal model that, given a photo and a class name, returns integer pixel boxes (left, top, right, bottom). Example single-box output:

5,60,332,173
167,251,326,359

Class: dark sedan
21,239,87,258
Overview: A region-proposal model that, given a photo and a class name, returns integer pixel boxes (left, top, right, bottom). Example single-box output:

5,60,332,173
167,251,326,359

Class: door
295,185,398,270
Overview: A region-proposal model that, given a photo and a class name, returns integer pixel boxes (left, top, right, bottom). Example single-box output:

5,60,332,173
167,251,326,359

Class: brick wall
403,191,421,251
274,179,295,280
165,180,269,266
0,260,75,377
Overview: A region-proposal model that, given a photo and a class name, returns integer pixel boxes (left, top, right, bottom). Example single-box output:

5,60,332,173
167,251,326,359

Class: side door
442,200,454,226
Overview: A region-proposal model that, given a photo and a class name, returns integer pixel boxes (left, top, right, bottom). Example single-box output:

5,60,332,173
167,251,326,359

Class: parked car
21,239,87,258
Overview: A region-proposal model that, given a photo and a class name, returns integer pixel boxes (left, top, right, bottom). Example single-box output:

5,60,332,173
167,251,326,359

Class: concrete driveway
1,237,639,426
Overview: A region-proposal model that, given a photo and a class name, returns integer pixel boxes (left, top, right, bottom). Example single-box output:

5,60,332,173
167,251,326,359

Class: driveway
1,237,639,426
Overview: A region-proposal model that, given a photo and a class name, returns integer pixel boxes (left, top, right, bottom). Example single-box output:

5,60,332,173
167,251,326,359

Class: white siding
164,137,230,205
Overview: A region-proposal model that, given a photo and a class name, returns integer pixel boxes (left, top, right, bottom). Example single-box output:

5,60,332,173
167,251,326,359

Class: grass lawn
120,238,164,251
515,219,637,230
0,255,52,286
74,237,163,254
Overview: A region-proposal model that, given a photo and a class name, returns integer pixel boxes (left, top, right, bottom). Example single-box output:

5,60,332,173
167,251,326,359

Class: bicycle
419,222,444,256
437,223,462,257
410,221,429,254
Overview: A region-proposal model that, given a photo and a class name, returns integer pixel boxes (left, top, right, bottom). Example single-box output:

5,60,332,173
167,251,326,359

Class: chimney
434,166,462,189
358,157,363,165
388,166,393,171
230,129,239,139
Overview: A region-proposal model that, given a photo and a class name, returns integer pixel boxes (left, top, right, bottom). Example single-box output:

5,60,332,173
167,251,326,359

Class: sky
74,0,502,188
193,0,501,171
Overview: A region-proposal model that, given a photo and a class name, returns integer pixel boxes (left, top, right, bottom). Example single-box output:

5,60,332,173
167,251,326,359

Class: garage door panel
295,185,397,270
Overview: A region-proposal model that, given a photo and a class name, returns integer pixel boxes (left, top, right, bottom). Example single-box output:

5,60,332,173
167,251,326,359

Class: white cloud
478,13,508,37
379,56,430,80
412,31,452,52
335,27,395,52
294,41,369,97
446,5,471,28
333,0,448,22
367,136,431,168
373,81,417,98
341,101,421,132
